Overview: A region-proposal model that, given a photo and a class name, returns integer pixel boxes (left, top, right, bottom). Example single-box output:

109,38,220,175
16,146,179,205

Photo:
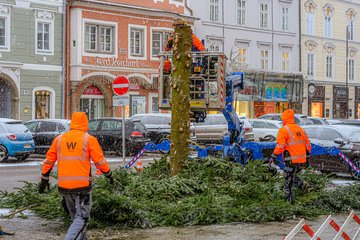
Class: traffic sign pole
112,76,130,168
122,106,125,167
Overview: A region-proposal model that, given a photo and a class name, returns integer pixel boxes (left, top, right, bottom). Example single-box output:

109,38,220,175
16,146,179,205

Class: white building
189,0,303,118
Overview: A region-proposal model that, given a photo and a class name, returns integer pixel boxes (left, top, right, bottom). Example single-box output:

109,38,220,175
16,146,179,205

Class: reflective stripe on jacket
273,109,311,164
42,112,111,192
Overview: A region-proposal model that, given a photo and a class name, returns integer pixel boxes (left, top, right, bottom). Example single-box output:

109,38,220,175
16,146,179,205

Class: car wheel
158,137,170,154
350,158,360,181
17,153,30,162
264,135,276,142
0,145,9,163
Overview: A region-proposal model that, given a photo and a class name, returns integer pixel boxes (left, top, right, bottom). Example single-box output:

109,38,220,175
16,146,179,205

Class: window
253,121,266,128
210,45,220,51
326,55,333,79
100,26,113,52
24,122,38,133
306,53,315,77
306,13,314,35
348,21,354,41
35,91,51,119
88,120,101,131
237,0,246,26
100,120,119,131
239,48,247,68
210,0,219,22
37,22,50,51
281,8,289,31
281,52,289,71
130,28,145,57
318,129,342,141
349,59,355,81
152,31,171,57
85,24,114,53
324,16,332,37
260,3,268,28
39,122,57,132
260,50,269,70
0,18,5,47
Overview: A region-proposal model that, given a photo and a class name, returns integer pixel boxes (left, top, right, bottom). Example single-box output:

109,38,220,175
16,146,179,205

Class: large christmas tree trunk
170,20,192,176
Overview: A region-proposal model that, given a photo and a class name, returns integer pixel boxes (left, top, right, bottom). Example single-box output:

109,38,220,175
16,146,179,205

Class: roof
25,119,70,123
0,118,22,123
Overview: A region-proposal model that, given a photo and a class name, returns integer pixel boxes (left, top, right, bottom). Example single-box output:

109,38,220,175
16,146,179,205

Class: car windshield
5,123,28,133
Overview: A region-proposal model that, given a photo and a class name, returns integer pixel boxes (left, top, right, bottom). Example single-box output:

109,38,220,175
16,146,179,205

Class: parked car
302,125,360,180
308,117,329,125
194,114,254,143
130,113,196,144
0,118,35,162
88,118,150,156
258,113,313,125
24,119,70,154
330,119,360,127
248,119,281,142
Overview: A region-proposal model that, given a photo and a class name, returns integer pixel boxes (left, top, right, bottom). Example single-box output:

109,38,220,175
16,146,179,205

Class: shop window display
35,91,50,119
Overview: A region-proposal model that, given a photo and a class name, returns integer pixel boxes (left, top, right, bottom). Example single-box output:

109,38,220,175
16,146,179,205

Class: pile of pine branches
1,157,359,229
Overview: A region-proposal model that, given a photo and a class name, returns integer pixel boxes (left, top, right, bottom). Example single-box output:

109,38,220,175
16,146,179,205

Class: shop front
308,85,325,118
333,86,348,119
355,87,360,119
73,73,159,119
235,72,303,118
79,85,105,120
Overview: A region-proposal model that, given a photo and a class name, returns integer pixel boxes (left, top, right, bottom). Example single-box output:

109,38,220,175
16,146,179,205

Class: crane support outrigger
126,51,360,178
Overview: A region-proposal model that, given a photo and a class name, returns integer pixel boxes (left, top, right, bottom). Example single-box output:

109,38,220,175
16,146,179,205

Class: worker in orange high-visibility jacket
269,109,311,205
38,112,113,240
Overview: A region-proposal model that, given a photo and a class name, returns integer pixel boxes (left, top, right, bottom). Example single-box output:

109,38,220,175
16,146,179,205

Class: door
98,120,122,151
36,121,58,152
80,98,105,120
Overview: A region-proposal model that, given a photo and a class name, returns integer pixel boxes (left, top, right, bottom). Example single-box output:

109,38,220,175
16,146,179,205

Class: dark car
24,119,70,154
0,118,35,162
302,125,360,180
88,118,150,156
259,113,313,125
130,114,171,144
129,113,196,144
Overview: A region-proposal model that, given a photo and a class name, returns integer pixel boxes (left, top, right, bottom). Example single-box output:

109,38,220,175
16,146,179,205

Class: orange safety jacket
42,112,111,192
273,110,311,164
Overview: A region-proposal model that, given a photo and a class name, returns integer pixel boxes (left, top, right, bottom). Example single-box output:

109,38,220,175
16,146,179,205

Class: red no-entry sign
112,76,130,96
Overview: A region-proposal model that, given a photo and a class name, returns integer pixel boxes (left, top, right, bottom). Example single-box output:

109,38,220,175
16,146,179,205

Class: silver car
248,119,282,141
194,114,254,143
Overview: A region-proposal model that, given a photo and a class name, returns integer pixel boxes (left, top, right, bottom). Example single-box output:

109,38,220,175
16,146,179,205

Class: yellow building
302,0,360,119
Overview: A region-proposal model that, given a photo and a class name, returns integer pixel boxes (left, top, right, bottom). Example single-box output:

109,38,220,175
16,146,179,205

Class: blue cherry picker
125,52,360,179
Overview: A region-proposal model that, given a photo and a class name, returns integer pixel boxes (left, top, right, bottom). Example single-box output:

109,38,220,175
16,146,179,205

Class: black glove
38,177,50,193
306,150,311,167
268,153,279,176
103,170,114,184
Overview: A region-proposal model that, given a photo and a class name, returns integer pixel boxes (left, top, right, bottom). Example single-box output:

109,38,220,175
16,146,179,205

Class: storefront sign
95,57,139,68
333,86,347,101
83,85,103,95
265,83,287,101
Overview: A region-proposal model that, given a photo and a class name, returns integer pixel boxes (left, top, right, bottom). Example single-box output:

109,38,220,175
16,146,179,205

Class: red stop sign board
112,76,130,96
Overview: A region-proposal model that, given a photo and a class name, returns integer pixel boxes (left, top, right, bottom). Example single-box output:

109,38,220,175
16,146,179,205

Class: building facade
189,0,302,118
64,0,193,119
0,0,63,121
301,0,360,119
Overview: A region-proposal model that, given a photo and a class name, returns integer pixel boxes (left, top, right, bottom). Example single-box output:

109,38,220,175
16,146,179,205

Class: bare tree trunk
170,20,192,176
